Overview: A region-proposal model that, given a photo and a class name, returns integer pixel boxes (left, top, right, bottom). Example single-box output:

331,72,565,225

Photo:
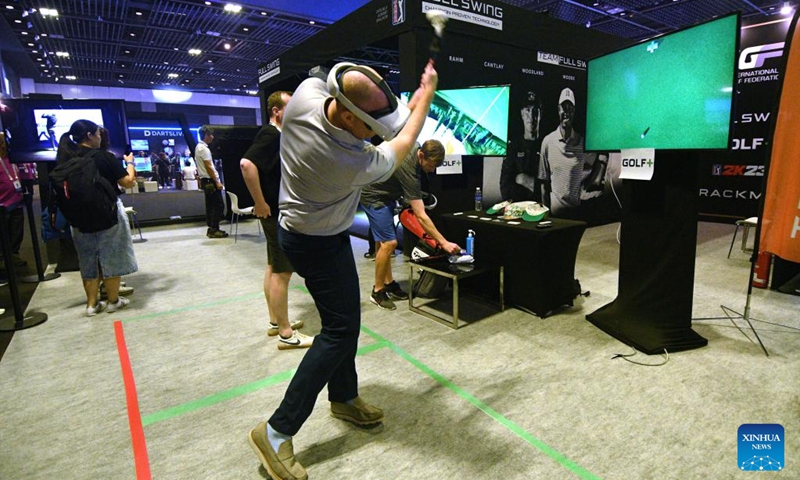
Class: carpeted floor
0,219,797,480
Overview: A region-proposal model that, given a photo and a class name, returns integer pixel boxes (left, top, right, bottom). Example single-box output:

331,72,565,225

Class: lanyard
0,159,19,182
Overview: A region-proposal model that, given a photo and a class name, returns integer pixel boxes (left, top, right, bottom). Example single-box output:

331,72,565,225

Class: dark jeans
200,179,224,230
269,226,360,436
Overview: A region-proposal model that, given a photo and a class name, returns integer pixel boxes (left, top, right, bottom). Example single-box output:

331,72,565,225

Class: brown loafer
248,422,307,480
330,396,384,426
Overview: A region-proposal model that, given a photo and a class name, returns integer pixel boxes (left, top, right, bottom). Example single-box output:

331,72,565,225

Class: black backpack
49,150,119,233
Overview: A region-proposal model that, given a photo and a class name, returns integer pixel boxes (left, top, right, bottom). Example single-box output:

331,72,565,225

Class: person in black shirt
240,91,312,351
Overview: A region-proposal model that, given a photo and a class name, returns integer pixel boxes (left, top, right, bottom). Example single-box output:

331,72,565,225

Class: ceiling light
65,75,76,80
243,27,249,32
55,51,69,57
130,33,135,37
224,4,242,13
223,43,231,50
168,73,179,78
260,12,267,16
781,2,793,14
27,43,34,46
15,19,22,23
136,11,143,16
39,8,59,17
188,49,202,55
309,20,315,25
5,5,13,9
205,1,211,5
21,31,28,35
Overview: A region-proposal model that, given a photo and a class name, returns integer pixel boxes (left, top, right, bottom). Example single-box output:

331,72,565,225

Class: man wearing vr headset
248,61,438,480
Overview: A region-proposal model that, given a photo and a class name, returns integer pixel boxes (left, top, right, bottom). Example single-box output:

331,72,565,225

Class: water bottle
474,187,482,211
466,229,475,256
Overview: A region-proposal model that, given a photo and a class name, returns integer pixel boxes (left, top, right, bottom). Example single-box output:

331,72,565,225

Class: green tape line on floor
360,325,602,480
123,286,308,323
141,341,389,426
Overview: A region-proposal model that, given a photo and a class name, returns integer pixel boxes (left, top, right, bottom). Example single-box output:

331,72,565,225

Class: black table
409,258,504,329
440,212,586,317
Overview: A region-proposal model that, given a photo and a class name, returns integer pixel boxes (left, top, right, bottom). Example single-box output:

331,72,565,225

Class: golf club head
425,10,448,63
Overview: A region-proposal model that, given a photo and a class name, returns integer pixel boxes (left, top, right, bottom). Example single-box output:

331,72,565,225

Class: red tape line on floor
115,321,152,480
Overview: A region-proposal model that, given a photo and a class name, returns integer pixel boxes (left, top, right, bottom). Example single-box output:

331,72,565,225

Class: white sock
266,424,291,452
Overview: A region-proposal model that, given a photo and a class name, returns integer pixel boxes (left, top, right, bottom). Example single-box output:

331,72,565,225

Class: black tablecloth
440,212,586,317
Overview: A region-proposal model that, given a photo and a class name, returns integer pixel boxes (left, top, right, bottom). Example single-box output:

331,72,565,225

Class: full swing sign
421,0,504,31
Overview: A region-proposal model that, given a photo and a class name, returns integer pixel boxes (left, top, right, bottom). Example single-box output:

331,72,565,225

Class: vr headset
327,62,410,141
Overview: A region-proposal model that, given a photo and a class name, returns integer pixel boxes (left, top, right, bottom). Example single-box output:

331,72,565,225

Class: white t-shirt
194,140,216,180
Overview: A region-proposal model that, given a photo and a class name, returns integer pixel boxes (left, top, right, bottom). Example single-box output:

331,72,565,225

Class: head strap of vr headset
327,62,406,140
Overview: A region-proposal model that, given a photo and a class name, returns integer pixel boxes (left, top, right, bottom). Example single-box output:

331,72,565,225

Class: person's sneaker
207,229,229,238
330,396,385,427
248,422,307,480
106,296,130,313
370,288,396,310
384,281,408,300
86,301,107,317
277,331,314,350
99,284,134,300
267,320,305,337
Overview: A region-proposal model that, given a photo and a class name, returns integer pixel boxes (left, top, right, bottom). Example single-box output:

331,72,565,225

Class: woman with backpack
55,119,138,316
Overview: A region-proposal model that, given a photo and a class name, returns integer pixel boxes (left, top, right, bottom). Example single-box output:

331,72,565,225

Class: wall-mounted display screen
130,139,149,151
0,99,129,162
585,13,738,151
401,85,509,156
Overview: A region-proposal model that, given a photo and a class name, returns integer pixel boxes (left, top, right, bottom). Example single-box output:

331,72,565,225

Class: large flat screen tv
585,13,739,151
401,85,509,156
0,99,129,162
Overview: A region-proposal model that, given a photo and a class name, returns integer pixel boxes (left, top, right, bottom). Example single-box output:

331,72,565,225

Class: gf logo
739,42,785,69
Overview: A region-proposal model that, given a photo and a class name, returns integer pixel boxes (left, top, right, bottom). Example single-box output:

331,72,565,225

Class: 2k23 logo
712,165,764,176
739,42,785,69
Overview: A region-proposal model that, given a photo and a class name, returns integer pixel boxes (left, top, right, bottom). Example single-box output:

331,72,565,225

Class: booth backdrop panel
587,153,708,354
697,16,792,222
207,126,261,209
441,213,586,317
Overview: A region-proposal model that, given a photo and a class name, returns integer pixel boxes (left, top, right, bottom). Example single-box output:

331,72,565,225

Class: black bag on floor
413,270,449,299
410,240,449,299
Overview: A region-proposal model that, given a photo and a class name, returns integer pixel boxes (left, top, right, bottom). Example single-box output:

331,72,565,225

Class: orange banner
760,15,800,263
